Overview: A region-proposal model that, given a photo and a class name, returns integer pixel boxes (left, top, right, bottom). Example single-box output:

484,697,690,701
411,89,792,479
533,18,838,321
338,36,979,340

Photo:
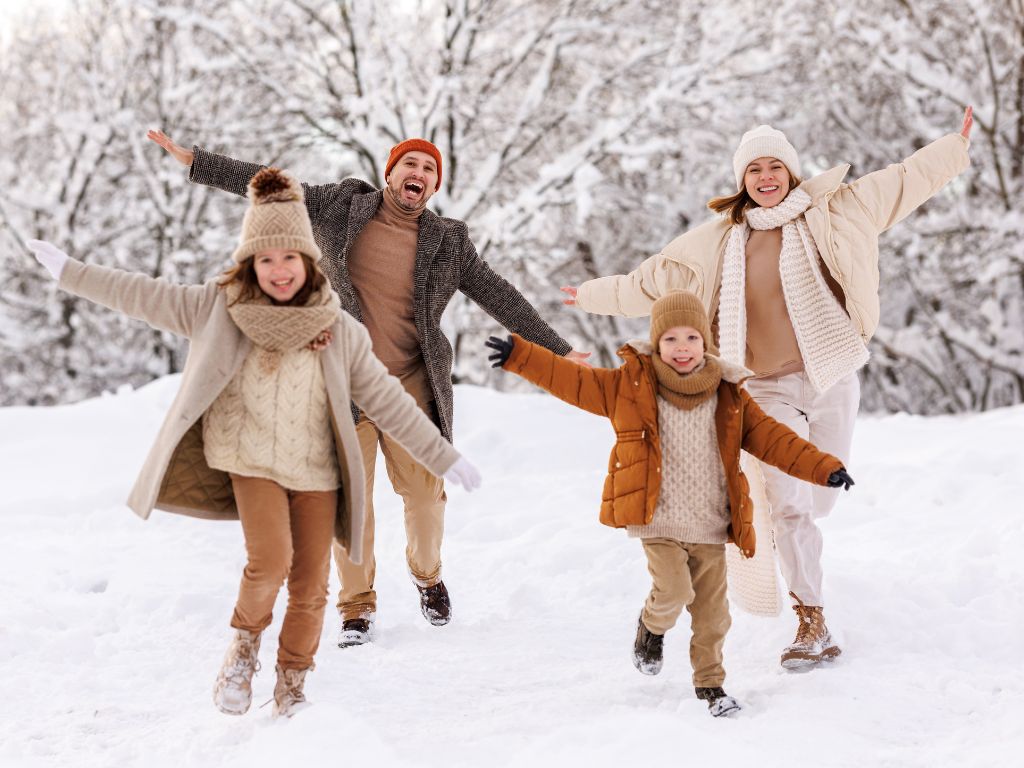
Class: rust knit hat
649,291,715,352
232,167,322,264
385,138,443,190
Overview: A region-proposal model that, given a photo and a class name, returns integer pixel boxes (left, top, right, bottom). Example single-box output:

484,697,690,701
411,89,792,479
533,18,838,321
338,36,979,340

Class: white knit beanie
732,125,801,190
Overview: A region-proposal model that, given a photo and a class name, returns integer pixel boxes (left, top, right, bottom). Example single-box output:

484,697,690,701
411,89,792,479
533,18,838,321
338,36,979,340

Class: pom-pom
248,167,301,204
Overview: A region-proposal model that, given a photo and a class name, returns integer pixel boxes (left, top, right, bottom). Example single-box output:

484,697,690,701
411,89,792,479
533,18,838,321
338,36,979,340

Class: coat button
656,467,660,472
615,461,621,468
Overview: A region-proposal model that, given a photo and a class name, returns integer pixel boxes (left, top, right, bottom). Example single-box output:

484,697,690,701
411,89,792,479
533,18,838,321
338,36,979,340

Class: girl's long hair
218,253,326,306
707,170,803,225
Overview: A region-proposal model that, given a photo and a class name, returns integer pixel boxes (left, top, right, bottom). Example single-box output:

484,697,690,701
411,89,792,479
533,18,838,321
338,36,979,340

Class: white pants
744,371,860,607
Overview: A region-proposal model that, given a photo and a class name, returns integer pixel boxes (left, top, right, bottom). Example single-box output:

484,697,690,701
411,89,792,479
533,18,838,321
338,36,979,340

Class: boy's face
658,325,705,374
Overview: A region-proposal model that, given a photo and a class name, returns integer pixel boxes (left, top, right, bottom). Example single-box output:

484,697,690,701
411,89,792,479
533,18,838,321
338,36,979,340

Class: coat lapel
414,209,445,289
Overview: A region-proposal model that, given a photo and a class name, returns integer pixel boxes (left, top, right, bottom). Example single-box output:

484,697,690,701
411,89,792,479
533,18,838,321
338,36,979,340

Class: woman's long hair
707,170,803,225
218,253,326,306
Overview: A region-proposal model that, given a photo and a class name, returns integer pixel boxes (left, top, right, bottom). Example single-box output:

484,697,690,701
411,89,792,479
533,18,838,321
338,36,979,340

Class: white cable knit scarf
718,187,868,393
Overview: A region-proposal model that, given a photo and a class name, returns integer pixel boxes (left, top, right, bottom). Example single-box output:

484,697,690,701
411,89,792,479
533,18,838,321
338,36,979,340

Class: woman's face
253,248,307,303
743,156,791,208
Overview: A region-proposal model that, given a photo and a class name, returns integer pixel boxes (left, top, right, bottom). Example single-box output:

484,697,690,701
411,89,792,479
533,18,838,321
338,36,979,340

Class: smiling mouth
403,181,424,195
271,278,293,289
757,185,779,193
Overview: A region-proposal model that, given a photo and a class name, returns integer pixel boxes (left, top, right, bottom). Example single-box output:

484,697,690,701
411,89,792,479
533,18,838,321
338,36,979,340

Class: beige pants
333,407,447,620
641,538,731,688
229,474,337,670
745,371,860,607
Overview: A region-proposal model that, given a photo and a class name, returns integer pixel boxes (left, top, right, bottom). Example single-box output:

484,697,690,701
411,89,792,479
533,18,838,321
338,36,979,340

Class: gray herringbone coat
190,148,571,441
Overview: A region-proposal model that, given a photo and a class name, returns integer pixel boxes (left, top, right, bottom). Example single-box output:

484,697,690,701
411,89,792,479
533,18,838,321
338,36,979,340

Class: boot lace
222,636,261,685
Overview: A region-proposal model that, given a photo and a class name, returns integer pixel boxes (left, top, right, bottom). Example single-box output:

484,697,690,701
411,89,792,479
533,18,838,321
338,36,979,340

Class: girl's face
254,248,307,303
743,156,791,208
658,325,705,374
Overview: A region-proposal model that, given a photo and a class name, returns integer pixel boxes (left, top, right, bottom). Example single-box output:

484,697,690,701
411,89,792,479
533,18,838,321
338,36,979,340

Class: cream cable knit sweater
627,394,729,543
203,347,340,491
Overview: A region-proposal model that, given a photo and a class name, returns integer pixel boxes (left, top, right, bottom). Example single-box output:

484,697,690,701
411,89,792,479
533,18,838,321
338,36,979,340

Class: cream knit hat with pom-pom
231,168,322,263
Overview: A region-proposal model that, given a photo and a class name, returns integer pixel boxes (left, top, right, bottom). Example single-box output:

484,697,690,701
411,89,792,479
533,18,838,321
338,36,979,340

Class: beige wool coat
58,260,461,564
575,133,970,341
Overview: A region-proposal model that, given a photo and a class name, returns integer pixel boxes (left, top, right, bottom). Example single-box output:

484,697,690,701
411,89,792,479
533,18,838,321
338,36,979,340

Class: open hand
960,106,973,139
565,349,592,368
444,456,482,491
146,129,195,166
485,335,513,368
27,239,71,280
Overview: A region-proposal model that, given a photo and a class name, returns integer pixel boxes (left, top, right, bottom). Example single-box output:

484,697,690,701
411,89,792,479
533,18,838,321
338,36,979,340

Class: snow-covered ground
1,378,1021,768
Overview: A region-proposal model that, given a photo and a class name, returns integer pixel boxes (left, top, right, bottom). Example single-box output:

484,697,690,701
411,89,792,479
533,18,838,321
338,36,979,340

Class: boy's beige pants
641,538,731,687
229,474,337,670
333,405,447,621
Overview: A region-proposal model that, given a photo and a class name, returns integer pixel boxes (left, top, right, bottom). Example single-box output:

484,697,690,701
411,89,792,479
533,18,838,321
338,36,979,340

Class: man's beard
387,182,426,212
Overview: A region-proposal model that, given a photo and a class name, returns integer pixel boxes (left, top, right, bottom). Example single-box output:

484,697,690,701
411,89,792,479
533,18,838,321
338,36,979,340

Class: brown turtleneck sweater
743,229,848,378
347,189,434,407
744,229,804,378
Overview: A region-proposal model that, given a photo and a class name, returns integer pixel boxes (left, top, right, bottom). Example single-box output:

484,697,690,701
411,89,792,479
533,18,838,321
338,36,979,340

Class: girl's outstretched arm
28,239,212,338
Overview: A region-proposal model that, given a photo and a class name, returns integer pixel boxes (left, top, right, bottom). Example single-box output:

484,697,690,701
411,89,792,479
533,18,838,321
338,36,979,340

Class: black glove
485,335,514,368
827,468,855,491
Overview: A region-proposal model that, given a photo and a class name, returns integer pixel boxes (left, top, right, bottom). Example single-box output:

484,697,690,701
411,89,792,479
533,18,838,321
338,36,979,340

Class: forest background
1,0,1021,414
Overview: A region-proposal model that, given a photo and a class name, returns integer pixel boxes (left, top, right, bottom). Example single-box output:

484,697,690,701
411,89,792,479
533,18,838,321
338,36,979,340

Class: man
148,130,588,646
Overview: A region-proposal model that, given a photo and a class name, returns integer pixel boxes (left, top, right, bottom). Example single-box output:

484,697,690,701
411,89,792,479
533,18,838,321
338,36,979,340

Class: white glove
27,239,71,280
444,456,482,492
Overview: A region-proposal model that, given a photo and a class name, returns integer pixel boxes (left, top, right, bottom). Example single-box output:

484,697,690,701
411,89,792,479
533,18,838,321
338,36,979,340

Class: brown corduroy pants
229,474,336,670
640,538,732,687
333,408,447,620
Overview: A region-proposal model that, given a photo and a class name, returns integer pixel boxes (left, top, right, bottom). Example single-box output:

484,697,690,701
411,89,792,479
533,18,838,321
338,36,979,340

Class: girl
28,168,480,718
486,291,852,716
562,108,972,668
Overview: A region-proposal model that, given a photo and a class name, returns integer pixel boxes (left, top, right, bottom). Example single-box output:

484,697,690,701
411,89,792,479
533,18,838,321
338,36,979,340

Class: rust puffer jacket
503,335,844,557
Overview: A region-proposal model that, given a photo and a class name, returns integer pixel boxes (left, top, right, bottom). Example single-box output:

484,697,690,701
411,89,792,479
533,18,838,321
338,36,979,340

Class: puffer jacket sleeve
502,333,621,418
574,219,726,317
575,252,701,318
840,133,970,234
345,318,460,477
738,390,842,485
58,260,214,338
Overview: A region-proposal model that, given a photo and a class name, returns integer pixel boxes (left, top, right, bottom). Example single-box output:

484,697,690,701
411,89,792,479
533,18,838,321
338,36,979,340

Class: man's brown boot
780,591,841,670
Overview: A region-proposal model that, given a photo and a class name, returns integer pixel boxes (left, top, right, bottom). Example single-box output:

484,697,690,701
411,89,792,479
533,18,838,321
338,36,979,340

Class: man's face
386,151,439,211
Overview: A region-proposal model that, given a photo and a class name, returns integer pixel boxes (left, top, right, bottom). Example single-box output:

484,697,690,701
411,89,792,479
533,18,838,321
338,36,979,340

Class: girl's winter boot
213,629,262,715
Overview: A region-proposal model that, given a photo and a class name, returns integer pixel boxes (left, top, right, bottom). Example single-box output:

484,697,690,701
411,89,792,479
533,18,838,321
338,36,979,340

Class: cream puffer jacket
575,133,970,341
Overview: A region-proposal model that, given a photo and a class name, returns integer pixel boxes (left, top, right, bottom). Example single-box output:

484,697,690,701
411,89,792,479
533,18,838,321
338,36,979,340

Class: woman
561,107,972,669
27,168,481,717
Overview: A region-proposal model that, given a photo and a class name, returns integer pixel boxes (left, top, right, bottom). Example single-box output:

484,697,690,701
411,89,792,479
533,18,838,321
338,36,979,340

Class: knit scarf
225,282,340,373
718,187,869,393
651,355,722,411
